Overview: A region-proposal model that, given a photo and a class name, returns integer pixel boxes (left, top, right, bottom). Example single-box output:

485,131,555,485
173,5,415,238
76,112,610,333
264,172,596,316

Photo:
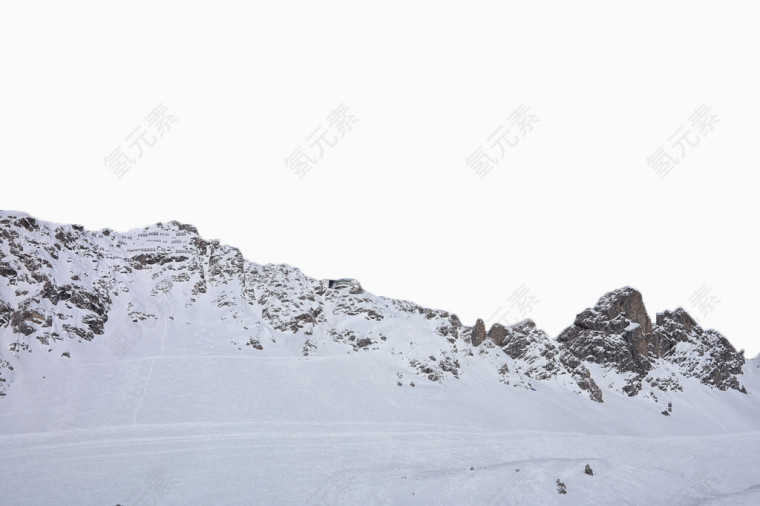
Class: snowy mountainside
0,211,597,404
0,210,753,413
2,211,760,504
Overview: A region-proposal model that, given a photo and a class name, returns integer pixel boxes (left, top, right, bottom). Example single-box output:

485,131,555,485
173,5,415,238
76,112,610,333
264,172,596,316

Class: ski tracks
132,317,167,424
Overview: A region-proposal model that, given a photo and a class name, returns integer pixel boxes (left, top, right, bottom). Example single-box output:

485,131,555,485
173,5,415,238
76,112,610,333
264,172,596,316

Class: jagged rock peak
471,319,487,346
575,286,653,335
655,307,696,331
558,286,746,396
558,287,655,381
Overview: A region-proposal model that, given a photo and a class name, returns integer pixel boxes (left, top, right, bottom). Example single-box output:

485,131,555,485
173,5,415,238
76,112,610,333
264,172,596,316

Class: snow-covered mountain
1,210,759,505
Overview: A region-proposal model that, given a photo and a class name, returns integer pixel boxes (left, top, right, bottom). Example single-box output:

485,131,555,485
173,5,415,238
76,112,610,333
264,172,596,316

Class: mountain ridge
0,210,748,405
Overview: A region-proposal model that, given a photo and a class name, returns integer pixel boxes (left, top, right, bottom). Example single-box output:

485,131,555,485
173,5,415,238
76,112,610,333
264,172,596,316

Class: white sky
1,2,758,356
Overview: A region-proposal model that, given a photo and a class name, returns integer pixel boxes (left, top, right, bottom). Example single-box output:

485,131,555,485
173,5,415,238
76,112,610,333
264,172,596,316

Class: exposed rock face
652,309,745,392
557,287,653,376
471,319,487,346
487,323,508,346
493,319,603,402
558,287,745,395
482,319,603,402
497,320,551,363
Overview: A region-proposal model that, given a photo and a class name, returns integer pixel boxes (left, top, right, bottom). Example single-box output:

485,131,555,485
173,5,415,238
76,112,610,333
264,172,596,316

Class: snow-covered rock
557,287,746,396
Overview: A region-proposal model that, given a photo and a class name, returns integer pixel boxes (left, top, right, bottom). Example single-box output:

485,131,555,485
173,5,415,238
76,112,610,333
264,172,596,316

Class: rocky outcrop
491,319,603,402
652,309,745,392
557,287,653,376
557,287,746,395
471,319,487,346
487,323,508,346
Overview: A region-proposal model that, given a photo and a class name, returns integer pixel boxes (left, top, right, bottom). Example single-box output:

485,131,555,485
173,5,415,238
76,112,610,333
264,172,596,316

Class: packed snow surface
1,320,758,505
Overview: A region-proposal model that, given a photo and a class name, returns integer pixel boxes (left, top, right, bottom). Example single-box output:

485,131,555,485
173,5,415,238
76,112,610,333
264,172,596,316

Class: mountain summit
557,286,745,396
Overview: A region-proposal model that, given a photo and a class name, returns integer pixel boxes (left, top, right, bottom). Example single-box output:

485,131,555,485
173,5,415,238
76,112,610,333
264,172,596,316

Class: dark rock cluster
556,287,745,395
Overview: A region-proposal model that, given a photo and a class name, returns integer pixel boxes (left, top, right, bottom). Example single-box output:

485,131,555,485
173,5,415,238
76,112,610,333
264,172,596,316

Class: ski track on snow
132,317,167,425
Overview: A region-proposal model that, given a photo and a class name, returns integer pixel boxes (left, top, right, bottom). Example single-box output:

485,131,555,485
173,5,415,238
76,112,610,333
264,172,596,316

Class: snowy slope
1,211,759,505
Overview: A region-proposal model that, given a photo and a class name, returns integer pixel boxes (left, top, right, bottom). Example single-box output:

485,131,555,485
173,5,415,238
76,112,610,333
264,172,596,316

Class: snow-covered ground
1,315,758,505
3,421,760,505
